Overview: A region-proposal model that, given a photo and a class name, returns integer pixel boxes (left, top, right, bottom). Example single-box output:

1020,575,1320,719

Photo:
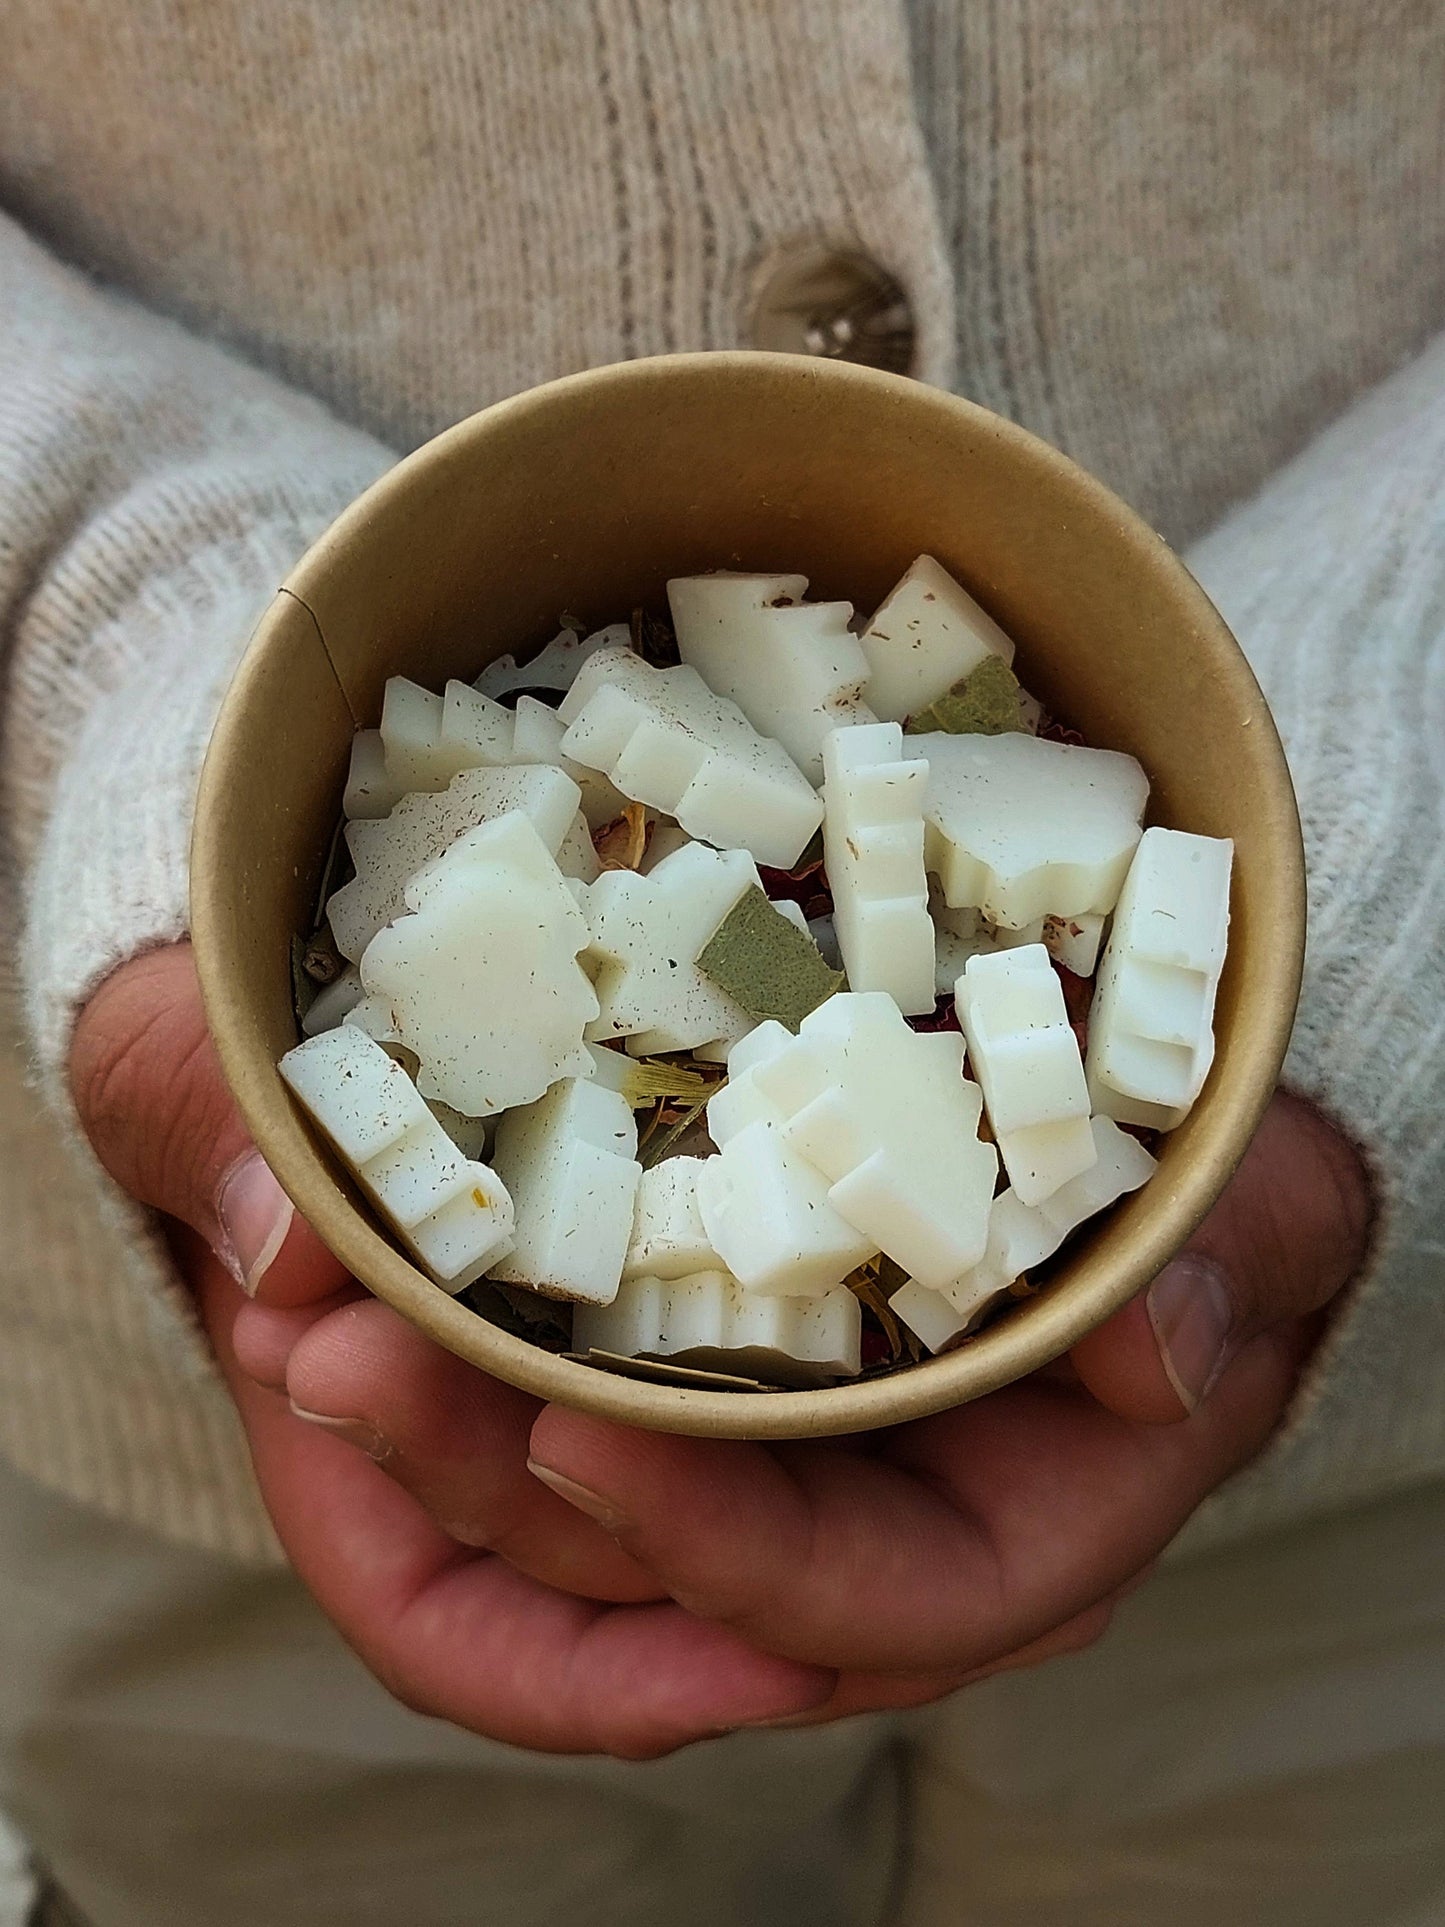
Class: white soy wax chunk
822,722,935,1015
279,1026,514,1290
475,624,627,702
954,945,1095,1205
555,811,601,884
300,965,364,1037
704,1018,794,1144
906,730,1149,929
510,695,629,829
328,763,581,961
1044,912,1106,978
487,1078,640,1305
343,729,406,821
935,1117,1158,1320
888,1277,979,1356
359,811,597,1117
1086,827,1233,1130
696,1121,877,1299
573,1270,862,1383
742,993,998,1291
668,572,876,782
623,1158,720,1281
558,647,823,868
576,841,757,1054
639,820,693,874
858,554,1017,723
931,898,1047,996
440,680,518,768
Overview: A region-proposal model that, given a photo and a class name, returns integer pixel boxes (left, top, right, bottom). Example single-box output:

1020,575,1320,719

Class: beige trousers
1,1455,1443,1927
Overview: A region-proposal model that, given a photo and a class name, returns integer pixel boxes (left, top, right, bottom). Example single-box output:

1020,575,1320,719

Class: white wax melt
954,944,1096,1204
474,625,626,702
905,730,1149,929
558,647,823,868
573,1269,862,1383
439,679,519,770
821,722,935,1015
1086,827,1233,1130
668,572,876,781
509,694,629,829
623,1157,720,1281
487,1077,640,1305
376,676,512,795
1043,912,1106,978
892,1116,1156,1348
300,964,365,1036
858,554,1016,723
328,763,581,962
343,729,406,821
716,993,997,1291
279,1026,515,1290
358,811,597,1117
575,840,756,1055
931,896,1047,995
696,1118,877,1298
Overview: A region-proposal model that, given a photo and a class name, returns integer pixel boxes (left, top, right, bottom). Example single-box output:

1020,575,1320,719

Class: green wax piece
696,885,844,1031
907,653,1027,735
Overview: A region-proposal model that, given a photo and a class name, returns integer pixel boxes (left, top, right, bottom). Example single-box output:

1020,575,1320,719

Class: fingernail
289,1405,390,1461
1147,1255,1235,1412
218,1153,294,1296
527,1459,628,1533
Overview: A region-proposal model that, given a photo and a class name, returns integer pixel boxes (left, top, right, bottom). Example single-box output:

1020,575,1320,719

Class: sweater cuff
1170,332,1445,1558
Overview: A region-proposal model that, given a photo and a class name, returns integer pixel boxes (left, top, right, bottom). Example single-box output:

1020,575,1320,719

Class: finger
1071,1089,1373,1422
231,1287,365,1391
790,1590,1124,1724
191,1242,834,1755
527,1324,1300,1675
285,1298,666,1604
70,943,349,1306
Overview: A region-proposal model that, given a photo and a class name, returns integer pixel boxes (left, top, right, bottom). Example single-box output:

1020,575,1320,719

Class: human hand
73,943,1372,1751
71,944,838,1754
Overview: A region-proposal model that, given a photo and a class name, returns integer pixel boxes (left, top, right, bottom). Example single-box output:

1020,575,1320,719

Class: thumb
70,941,349,1307
1070,1090,1373,1424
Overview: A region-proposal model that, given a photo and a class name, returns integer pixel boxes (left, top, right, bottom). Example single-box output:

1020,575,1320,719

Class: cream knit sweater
0,1,1441,1565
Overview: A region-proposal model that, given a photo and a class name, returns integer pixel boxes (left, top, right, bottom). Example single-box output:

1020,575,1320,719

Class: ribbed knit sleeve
0,214,390,1557
1176,331,1445,1555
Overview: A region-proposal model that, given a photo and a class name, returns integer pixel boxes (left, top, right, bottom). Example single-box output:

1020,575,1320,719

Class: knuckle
69,947,239,1214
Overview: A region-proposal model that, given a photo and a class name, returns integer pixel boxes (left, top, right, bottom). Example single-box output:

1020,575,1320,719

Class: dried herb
844,1255,923,1370
590,1045,722,1108
593,801,651,872
301,929,345,985
696,885,844,1030
628,605,681,668
574,1349,780,1393
462,1280,574,1351
638,1088,714,1168
290,935,317,1029
907,654,1028,736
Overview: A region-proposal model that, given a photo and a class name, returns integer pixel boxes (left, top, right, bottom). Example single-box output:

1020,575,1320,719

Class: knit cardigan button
746,240,916,375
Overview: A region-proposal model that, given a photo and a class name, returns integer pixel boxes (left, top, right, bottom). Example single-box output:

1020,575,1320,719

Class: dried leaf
574,1350,780,1393
593,800,651,872
594,1047,721,1107
907,654,1028,736
696,885,844,1030
629,606,681,668
638,1089,714,1168
290,935,317,1028
301,930,344,985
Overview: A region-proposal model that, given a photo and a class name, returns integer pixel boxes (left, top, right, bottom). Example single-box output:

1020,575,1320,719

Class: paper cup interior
192,351,1304,1439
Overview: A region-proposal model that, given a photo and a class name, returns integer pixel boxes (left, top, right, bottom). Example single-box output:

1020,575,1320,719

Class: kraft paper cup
191,351,1305,1440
